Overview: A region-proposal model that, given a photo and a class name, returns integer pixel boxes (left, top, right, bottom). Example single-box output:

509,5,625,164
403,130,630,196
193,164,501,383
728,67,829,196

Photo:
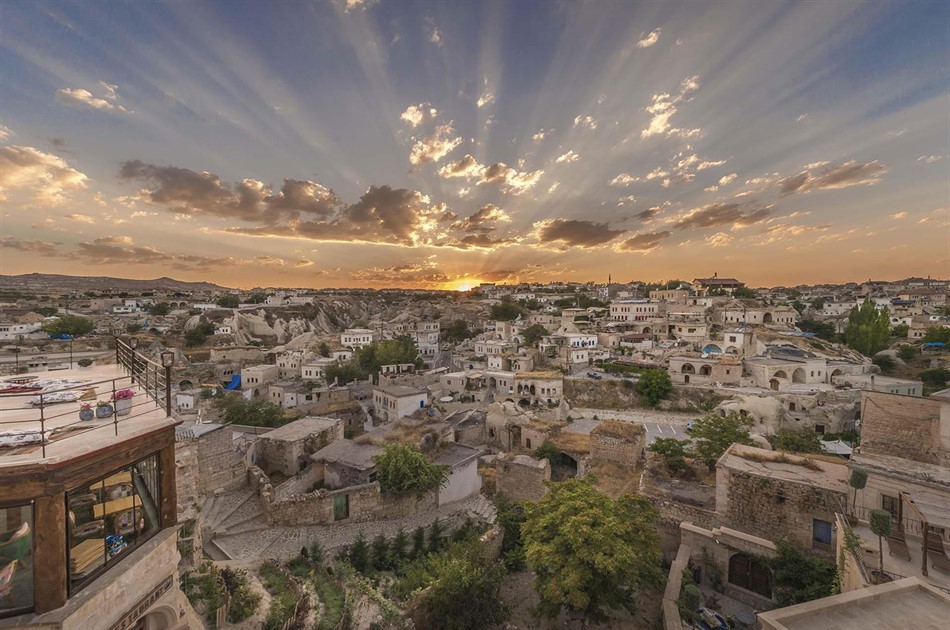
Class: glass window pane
0,504,34,614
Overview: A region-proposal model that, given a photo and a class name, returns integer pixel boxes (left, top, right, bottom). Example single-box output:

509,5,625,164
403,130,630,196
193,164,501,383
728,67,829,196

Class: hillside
0,273,229,293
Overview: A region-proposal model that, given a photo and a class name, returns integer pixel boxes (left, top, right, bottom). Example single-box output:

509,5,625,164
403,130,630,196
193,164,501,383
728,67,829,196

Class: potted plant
113,389,135,416
95,400,114,418
79,403,95,421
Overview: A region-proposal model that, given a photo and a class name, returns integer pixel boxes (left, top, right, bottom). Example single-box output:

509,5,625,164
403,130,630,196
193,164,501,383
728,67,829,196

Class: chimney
871,374,876,390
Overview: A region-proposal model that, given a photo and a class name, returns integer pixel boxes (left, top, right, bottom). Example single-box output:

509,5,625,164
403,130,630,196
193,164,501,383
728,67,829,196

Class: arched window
728,553,772,598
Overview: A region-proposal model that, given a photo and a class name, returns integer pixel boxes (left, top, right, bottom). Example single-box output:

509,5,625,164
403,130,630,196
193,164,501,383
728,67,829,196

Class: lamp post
11,347,20,374
160,350,175,417
68,335,74,369
129,336,139,382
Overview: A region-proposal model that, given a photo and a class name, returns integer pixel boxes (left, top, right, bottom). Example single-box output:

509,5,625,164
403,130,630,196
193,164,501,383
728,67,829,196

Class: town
1,272,948,629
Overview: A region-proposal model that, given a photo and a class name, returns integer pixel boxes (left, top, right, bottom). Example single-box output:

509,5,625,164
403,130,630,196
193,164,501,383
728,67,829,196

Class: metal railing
851,505,949,543
0,338,172,459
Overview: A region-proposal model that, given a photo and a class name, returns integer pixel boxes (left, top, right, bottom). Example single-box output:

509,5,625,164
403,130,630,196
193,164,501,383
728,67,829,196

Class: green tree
213,394,285,427
356,336,421,375
42,314,94,337
769,543,837,606
521,323,549,348
372,443,449,498
490,299,524,321
872,355,895,373
690,413,753,465
897,344,917,361
849,467,867,513
869,509,892,577
733,287,757,299
797,319,837,341
428,518,446,554
216,295,240,308
920,367,950,387
318,342,331,358
348,532,369,573
411,540,510,630
648,438,691,474
370,534,390,572
325,361,363,385
636,369,672,407
522,478,663,621
390,528,409,567
411,526,427,560
185,327,208,346
892,323,909,338
149,302,171,316
246,292,267,304
809,297,826,311
922,326,950,344
495,495,527,570
769,429,824,453
443,319,475,343
33,306,58,317
844,299,891,356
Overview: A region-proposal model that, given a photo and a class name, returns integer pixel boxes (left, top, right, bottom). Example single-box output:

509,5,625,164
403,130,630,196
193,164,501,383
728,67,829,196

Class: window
814,424,825,435
0,503,34,616
67,454,160,594
813,519,832,545
882,495,900,519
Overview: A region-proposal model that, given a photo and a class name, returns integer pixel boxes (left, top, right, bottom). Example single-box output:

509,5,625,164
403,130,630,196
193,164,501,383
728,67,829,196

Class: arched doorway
700,365,712,376
518,398,531,408
769,378,780,391
728,553,772,598
773,370,787,380
792,368,806,383
681,363,696,374
725,346,739,354
763,313,773,324
831,369,842,377
702,344,722,354
488,377,497,389
179,379,193,390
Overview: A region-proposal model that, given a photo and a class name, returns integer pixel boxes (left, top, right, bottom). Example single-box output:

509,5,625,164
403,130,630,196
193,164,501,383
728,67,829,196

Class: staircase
467,493,497,524
198,485,268,560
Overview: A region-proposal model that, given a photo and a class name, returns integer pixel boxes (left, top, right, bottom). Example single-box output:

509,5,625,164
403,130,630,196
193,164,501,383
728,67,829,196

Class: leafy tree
149,302,171,316
325,361,363,385
443,319,475,343
922,326,950,344
892,323,909,338
318,342,331,358
370,534,390,572
428,518,446,554
185,328,208,346
490,299,524,321
896,344,917,361
577,295,607,309
768,429,823,454
410,540,510,630
636,369,672,407
872,355,895,373
869,509,892,577
769,543,837,606
246,292,267,304
42,314,94,337
648,438,691,474
33,306,58,317
689,413,753,465
213,394,285,427
809,297,826,311
306,539,325,567
844,299,891,356
797,319,837,341
215,295,240,308
849,467,867,512
495,495,527,571
390,528,409,567
411,526,427,560
521,323,549,348
522,478,663,621
127,322,143,334
348,531,369,573
920,367,950,387
373,443,449,498
732,287,757,299
356,336,421,375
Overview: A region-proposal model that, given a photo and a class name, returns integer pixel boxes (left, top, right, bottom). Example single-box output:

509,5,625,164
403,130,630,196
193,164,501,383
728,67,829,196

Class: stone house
256,416,344,477
495,454,551,501
716,444,848,555
341,328,376,349
434,444,482,505
372,385,429,422
718,302,797,326
241,363,279,392
590,420,645,467
668,354,741,386
302,357,338,381
311,439,383,490
514,371,563,406
610,300,661,322
745,346,830,391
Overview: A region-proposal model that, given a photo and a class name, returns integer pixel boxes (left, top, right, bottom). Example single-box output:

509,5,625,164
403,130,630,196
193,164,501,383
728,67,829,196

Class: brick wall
590,432,644,467
861,391,942,464
495,455,550,501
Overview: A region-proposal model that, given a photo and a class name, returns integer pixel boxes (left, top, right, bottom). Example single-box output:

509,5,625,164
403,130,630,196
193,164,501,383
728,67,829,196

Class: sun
455,283,472,292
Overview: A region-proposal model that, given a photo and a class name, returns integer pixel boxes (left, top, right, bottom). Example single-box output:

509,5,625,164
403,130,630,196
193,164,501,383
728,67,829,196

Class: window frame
0,500,35,618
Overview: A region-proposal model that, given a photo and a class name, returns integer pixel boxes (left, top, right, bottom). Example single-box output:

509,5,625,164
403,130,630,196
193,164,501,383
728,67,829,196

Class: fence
851,504,949,543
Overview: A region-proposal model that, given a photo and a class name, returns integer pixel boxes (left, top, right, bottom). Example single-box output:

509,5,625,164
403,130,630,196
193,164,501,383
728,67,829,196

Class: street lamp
11,347,20,374
160,350,175,416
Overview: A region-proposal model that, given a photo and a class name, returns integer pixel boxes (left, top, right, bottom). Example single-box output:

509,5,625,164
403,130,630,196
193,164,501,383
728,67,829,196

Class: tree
797,319,837,341
411,540,510,630
442,319,474,343
689,413,753,465
325,361,363,385
922,326,950,344
215,295,239,308
490,299,524,321
370,534,390,572
897,344,917,361
428,518,446,554
732,287,757,299
769,429,823,454
33,306,58,317
869,509,892,578
318,342,331,358
849,467,868,513
844,299,891,356
920,367,950,387
390,528,409,567
348,531,369,573
356,336,421,375
213,394,285,427
636,369,672,407
246,292,267,304
521,323,549,348
892,323,909,338
372,443,449,498
769,543,837,606
42,314,94,338
185,327,208,346
411,526,427,560
149,302,171,316
522,478,663,621
809,297,826,311
872,355,895,373
648,438,692,474
495,495,527,571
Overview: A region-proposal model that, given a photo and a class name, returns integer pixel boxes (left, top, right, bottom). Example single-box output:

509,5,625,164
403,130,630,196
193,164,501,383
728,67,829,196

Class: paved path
570,407,693,444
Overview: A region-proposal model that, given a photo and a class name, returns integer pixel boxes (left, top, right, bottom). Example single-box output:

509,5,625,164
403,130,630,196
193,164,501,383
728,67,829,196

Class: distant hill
0,273,230,293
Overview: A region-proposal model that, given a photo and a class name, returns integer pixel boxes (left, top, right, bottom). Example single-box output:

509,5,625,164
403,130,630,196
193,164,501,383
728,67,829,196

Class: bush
636,369,673,407
77,358,93,368
648,438,691,474
897,344,917,361
872,355,895,373
770,543,837,606
373,443,449,498
920,367,950,387
768,429,823,454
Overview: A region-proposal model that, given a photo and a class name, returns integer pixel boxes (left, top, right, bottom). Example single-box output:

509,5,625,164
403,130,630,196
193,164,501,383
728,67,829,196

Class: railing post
39,393,46,458
165,364,172,417
112,378,119,436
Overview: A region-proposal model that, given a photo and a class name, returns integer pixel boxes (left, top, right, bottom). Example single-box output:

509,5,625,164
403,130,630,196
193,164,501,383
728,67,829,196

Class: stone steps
203,538,232,562
215,493,263,532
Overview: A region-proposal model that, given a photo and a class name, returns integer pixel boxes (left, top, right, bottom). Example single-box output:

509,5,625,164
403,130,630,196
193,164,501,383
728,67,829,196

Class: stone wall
272,463,324,501
257,422,342,477
495,454,550,501
860,391,943,464
590,422,645,467
175,424,244,513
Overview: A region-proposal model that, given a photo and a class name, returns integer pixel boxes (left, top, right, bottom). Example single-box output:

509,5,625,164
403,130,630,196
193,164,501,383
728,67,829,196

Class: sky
1,0,948,291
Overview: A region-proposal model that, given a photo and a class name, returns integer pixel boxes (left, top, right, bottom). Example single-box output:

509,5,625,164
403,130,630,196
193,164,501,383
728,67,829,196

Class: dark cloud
536,219,625,249
673,203,770,230
635,207,663,221
778,160,887,196
617,231,672,252
1,236,60,255
453,204,509,233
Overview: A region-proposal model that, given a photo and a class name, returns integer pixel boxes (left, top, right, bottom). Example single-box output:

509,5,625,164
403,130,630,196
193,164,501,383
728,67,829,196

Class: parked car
587,371,602,379
686,421,695,433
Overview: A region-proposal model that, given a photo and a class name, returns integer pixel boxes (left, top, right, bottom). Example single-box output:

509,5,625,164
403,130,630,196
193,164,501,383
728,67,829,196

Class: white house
341,328,376,349
372,385,428,422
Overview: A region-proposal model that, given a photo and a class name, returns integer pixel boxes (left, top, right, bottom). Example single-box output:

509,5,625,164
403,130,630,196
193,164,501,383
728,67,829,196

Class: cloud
796,113,808,122
0,145,88,204
777,160,887,195
1,236,60,255
56,86,130,113
547,182,560,194
350,260,450,286
477,91,495,108
0,126,12,141
409,123,462,165
617,231,671,252
535,218,625,249
636,28,662,48
705,232,733,247
400,103,438,127
642,76,701,139
718,173,737,186
64,213,96,224
635,206,663,221
617,195,636,206
438,154,542,194
555,150,579,164
573,115,597,130
343,0,378,13
759,223,831,244
672,203,771,230
427,18,443,46
891,211,908,220
917,155,944,164
610,173,638,187
532,129,550,143
698,160,726,170
438,154,483,179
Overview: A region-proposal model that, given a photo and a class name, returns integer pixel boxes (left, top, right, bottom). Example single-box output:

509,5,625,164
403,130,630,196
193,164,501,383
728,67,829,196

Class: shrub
77,358,93,367
769,543,837,606
768,429,823,454
636,369,673,407
373,443,449,498
648,438,691,474
897,344,917,361
872,355,895,373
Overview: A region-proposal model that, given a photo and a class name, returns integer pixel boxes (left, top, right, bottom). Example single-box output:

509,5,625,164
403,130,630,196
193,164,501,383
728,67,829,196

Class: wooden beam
158,442,177,528
33,493,67,614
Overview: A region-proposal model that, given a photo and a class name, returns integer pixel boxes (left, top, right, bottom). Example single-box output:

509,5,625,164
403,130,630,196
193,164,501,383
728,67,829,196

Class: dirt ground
493,571,662,630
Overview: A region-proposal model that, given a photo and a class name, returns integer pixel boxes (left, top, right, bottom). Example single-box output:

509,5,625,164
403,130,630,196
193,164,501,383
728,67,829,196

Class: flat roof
310,438,381,470
260,416,340,441
374,384,426,397
719,444,848,491
433,443,481,467
757,578,950,630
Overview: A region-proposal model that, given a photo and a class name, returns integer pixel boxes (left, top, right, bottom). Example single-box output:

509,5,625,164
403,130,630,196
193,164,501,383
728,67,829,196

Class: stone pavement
199,485,495,563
